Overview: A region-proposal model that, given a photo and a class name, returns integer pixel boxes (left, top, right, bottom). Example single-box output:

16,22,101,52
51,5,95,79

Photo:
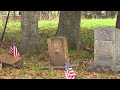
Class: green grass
0,18,117,49
38,20,58,30
0,18,119,79
81,18,116,30
0,18,116,55
0,18,116,31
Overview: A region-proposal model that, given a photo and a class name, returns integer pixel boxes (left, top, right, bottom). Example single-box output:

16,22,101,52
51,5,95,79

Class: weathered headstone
0,53,23,69
47,37,69,66
88,26,120,74
42,36,78,70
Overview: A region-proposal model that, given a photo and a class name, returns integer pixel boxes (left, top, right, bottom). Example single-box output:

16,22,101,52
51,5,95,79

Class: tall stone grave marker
47,37,69,66
88,26,120,74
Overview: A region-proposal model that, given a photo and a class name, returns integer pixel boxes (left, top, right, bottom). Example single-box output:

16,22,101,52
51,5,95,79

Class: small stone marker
88,26,120,74
0,53,23,69
47,36,69,66
42,36,75,70
0,53,22,65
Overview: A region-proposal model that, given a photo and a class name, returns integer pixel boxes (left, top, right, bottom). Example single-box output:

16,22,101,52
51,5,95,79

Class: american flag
65,62,76,79
9,41,20,57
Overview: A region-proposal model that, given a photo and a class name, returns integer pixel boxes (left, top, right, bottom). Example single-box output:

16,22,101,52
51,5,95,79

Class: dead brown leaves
0,54,120,79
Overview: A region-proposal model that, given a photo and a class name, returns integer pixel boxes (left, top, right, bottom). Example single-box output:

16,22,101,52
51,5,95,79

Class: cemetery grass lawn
1,19,120,79
1,51,120,79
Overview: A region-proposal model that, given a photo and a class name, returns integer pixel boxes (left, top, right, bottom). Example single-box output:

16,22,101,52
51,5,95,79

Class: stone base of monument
2,59,23,69
0,53,23,69
42,64,78,70
88,59,120,74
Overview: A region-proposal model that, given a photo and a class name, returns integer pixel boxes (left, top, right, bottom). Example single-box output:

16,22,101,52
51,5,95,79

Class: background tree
56,11,81,50
19,11,40,55
115,11,120,29
13,11,16,21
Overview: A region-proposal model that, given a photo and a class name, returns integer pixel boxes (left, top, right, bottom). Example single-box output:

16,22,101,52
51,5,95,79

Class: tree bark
19,11,40,55
40,11,49,20
13,11,16,21
111,11,116,18
56,11,81,50
115,11,120,29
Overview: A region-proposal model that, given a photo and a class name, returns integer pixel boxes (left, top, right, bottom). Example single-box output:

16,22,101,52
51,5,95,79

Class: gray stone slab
42,64,78,70
88,26,120,74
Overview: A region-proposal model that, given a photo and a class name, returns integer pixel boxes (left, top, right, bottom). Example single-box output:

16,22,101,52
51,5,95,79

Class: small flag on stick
65,62,76,79
9,41,20,57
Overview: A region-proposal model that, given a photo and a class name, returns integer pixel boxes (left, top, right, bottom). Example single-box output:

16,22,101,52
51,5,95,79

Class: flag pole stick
1,11,10,42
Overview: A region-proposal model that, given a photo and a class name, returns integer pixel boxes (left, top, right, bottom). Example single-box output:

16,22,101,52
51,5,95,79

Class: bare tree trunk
97,11,101,19
110,11,116,19
56,11,81,50
13,11,16,21
115,11,120,29
40,11,49,20
19,11,40,55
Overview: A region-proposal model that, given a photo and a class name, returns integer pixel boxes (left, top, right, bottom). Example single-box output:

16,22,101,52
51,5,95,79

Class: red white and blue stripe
65,62,76,79
9,41,20,57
